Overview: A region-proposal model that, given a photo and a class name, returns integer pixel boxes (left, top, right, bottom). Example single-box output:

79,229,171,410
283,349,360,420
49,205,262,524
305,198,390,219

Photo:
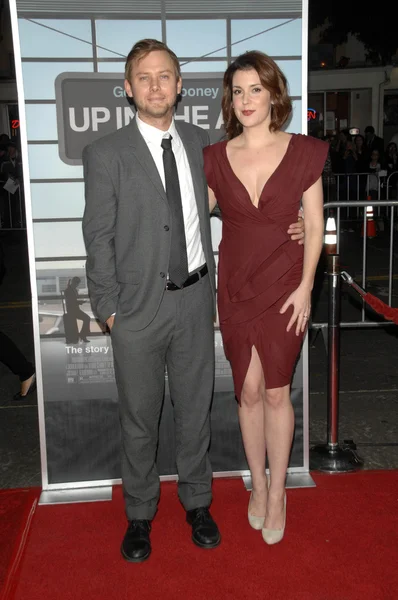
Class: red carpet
7,472,398,600
0,488,39,600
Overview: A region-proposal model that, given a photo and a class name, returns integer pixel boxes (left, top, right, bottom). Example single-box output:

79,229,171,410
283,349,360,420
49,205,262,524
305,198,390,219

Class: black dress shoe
186,507,221,549
121,519,151,563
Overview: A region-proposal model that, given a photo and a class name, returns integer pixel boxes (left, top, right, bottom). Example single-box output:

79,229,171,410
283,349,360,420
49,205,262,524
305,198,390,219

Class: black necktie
161,136,189,288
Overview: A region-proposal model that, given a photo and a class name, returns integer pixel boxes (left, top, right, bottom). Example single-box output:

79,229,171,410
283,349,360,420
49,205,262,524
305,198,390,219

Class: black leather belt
166,264,208,291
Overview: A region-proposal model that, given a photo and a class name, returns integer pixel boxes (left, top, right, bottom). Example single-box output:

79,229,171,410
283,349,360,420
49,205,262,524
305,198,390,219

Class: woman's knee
241,381,265,408
264,387,287,409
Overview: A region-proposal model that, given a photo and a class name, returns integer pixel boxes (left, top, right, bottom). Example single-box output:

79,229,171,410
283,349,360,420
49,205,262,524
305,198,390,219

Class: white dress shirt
136,114,206,274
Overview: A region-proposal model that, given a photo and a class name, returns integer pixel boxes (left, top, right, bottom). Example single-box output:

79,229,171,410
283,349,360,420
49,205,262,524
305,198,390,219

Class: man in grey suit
83,39,304,563
83,39,219,562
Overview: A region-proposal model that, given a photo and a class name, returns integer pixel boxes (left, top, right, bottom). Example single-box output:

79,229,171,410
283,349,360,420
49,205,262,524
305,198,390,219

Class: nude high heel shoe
262,493,286,545
248,492,266,530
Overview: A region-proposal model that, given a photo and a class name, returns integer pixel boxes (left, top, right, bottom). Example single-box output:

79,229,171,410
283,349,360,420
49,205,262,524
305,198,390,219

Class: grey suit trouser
111,272,215,520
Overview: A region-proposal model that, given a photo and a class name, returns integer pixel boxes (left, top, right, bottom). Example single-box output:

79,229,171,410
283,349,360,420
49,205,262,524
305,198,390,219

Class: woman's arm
300,176,324,290
280,176,324,335
208,186,217,213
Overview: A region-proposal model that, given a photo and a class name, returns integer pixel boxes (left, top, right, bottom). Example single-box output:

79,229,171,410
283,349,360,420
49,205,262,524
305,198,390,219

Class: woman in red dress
204,51,328,544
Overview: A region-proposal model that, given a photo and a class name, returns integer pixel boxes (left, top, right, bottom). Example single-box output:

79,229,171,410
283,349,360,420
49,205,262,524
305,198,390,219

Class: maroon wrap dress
204,134,328,401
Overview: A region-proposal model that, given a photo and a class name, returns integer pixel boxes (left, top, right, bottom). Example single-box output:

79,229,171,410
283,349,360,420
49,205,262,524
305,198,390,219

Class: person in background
389,132,398,149
0,142,22,182
353,134,369,200
0,241,36,400
0,141,23,228
0,135,11,228
383,142,398,176
334,129,349,173
0,134,10,169
353,134,369,173
383,142,398,199
0,332,36,400
366,149,382,200
364,126,384,160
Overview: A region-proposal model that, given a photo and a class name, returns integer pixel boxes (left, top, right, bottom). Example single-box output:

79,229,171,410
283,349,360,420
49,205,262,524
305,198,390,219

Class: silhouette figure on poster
63,277,90,343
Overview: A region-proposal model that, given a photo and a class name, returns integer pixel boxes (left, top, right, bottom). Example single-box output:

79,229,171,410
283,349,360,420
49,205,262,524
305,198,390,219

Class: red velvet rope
363,293,398,325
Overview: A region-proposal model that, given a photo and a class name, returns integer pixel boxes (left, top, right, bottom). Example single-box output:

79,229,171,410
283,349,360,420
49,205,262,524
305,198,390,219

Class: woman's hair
221,51,292,140
340,129,351,141
124,39,181,82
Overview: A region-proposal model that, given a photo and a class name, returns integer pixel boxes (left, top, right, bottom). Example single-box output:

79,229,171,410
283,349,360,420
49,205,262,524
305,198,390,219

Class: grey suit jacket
82,118,216,331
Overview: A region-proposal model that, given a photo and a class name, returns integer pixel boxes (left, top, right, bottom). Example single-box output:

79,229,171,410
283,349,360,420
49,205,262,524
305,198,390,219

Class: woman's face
355,135,364,149
231,68,272,130
388,143,397,155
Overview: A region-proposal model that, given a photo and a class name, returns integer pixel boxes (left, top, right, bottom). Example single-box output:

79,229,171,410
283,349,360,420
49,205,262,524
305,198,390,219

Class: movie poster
13,4,306,486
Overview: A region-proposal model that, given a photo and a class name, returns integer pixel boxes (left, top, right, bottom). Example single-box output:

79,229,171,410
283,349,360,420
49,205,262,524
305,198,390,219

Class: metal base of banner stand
37,471,316,505
242,472,316,491
39,486,113,505
212,471,248,479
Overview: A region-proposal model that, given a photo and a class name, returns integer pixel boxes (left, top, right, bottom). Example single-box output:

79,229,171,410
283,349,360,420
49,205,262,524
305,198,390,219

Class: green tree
309,1,398,66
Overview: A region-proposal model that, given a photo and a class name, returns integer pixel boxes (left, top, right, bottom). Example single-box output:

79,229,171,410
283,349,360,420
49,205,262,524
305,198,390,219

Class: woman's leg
264,384,294,530
0,331,34,381
238,346,267,517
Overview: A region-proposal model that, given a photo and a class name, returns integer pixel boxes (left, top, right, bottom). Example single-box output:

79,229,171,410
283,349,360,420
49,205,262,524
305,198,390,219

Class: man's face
124,50,182,125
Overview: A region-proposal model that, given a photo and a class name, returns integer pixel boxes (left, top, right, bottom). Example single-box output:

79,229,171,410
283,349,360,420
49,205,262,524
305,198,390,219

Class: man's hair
365,125,375,134
124,39,181,82
221,50,292,140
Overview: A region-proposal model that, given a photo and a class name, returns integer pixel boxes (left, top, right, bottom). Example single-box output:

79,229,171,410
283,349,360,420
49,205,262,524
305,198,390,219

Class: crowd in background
316,126,398,200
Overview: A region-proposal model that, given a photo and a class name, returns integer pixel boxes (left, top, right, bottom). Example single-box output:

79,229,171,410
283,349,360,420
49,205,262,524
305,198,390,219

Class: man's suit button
164,225,169,231
160,272,165,278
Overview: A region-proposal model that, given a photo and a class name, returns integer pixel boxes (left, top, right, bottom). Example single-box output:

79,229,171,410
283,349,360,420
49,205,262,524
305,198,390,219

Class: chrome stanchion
310,219,363,473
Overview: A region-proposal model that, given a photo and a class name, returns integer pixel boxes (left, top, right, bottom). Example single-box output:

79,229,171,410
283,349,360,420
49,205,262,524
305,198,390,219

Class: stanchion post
327,253,340,449
310,218,363,473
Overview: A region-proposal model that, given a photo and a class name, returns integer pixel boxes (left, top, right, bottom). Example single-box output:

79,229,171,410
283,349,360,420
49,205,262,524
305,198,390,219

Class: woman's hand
279,283,312,335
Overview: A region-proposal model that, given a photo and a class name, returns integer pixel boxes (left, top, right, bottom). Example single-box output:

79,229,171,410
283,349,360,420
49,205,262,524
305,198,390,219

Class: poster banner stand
9,0,314,505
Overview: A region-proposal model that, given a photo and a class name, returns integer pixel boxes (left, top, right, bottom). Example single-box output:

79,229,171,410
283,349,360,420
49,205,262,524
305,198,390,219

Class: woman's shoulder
297,134,330,190
203,139,226,159
294,133,329,152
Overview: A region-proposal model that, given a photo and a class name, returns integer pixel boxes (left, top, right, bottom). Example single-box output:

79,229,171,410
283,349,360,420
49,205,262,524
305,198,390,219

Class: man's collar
136,114,180,146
